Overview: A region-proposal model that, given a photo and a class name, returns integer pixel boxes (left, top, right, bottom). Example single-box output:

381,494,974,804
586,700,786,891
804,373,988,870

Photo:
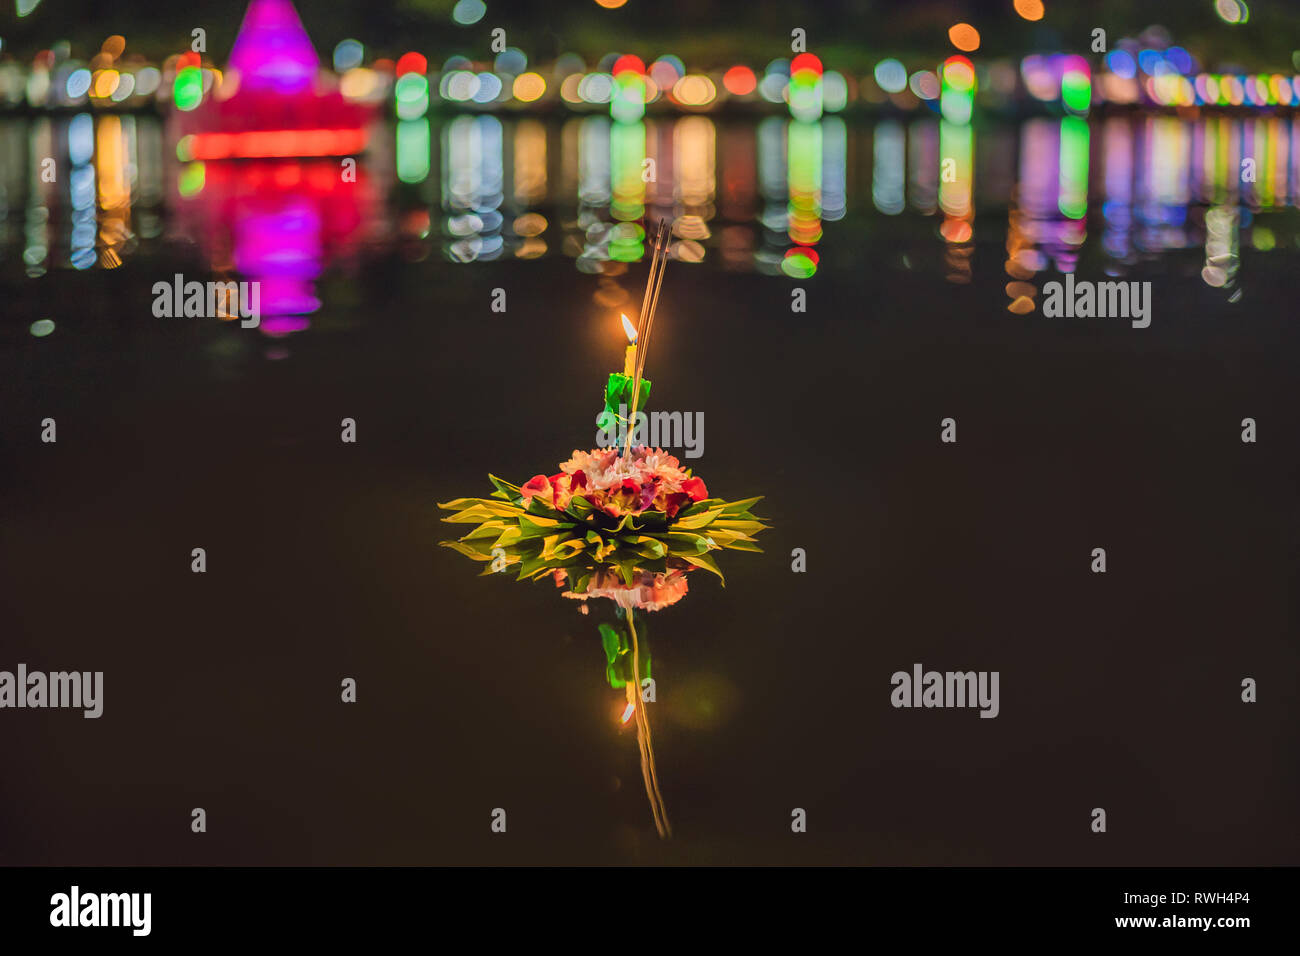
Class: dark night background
0,0,1298,865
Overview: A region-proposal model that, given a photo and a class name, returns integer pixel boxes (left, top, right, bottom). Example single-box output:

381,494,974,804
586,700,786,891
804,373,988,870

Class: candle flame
620,313,638,344
620,701,636,724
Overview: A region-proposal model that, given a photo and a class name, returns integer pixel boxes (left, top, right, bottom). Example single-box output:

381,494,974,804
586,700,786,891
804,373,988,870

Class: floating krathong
440,224,768,837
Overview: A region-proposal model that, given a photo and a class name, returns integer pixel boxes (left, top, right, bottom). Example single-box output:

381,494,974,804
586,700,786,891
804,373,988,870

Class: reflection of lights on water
620,701,635,724
577,115,611,211
1203,206,1240,291
1101,117,1133,261
95,114,132,268
781,246,817,278
908,118,939,215
756,116,787,264
442,114,504,261
396,119,430,184
940,115,975,281
610,120,645,227
675,116,716,212
513,120,547,210
68,112,94,165
939,119,973,219
68,113,97,270
787,120,822,246
608,221,646,262
872,119,905,215
1058,117,1089,222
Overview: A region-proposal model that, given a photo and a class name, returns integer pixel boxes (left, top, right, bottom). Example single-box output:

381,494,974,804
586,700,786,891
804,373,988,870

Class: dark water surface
1,113,1298,864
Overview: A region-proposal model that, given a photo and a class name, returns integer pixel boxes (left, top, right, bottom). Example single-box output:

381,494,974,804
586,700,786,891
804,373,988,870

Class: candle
621,313,637,377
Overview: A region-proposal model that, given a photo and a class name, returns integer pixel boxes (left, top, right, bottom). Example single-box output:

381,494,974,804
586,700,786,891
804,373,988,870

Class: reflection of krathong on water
439,224,768,838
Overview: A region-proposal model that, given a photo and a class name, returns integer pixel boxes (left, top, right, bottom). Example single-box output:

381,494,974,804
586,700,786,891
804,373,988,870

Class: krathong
439,222,768,838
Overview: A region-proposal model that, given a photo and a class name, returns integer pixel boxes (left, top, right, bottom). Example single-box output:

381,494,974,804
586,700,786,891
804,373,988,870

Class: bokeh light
512,72,546,103
1014,0,1045,21
874,58,908,94
66,68,92,99
1214,0,1248,24
333,39,363,72
173,66,203,111
723,65,756,96
452,0,487,26
672,74,717,108
948,23,980,53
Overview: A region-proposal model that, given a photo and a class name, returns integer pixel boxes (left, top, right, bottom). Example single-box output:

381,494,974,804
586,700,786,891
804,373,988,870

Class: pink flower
539,448,710,518
520,474,552,503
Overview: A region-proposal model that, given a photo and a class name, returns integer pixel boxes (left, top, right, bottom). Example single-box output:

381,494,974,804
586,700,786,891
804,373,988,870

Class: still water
1,111,1297,864
3,111,1297,304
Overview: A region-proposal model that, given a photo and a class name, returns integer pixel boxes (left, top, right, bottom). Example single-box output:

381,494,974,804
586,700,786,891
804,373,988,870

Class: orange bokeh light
948,23,981,52
722,65,756,96
1014,0,1045,22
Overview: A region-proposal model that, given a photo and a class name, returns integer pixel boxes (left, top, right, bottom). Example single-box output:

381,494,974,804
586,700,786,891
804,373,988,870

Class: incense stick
624,220,670,458
635,223,669,387
631,219,665,347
